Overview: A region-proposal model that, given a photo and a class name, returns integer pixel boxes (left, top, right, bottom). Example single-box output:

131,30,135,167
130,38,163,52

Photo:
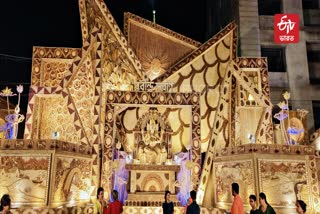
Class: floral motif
282,91,290,100
16,85,24,93
0,87,16,97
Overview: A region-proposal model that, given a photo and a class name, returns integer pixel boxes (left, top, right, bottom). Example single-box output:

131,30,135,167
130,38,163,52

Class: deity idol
139,117,167,164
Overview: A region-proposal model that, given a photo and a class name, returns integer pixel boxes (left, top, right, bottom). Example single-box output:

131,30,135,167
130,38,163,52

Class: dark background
0,0,234,137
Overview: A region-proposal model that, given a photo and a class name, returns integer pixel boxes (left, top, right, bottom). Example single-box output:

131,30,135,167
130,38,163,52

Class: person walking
249,194,259,214
162,190,174,214
231,183,244,214
94,187,107,214
186,190,200,214
184,197,192,214
105,190,123,214
258,192,276,214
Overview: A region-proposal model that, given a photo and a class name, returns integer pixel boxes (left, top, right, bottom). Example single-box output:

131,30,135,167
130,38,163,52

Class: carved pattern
103,91,201,192
52,156,92,205
258,159,310,207
198,63,234,204
0,139,91,157
84,0,144,83
116,107,191,156
9,206,97,214
158,31,234,154
79,0,89,45
235,58,274,144
124,13,201,80
67,55,95,143
214,144,314,157
41,60,73,87
124,12,201,48
34,96,80,143
308,156,320,210
31,47,81,86
236,58,270,99
154,22,238,82
213,160,254,205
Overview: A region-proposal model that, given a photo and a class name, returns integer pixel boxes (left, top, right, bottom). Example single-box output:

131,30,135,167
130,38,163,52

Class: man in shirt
186,190,200,214
231,183,244,214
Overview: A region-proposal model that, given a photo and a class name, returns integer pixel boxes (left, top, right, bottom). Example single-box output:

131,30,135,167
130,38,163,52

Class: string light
0,53,32,61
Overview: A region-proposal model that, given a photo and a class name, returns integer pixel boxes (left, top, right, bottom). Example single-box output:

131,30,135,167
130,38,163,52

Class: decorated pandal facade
2,0,320,213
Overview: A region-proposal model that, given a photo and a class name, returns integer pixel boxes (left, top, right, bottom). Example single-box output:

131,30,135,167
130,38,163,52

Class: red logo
274,14,299,43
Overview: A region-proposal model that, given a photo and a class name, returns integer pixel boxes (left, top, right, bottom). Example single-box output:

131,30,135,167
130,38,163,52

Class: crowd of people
0,185,308,214
93,187,123,214
162,184,307,214
162,190,200,214
230,182,307,214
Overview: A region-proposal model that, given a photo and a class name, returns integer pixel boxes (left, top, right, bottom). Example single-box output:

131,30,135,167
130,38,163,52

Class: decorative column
166,125,173,159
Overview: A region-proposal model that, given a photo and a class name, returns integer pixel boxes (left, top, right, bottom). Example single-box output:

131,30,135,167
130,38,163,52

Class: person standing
186,190,200,214
0,194,11,214
249,194,259,214
258,192,276,214
105,190,123,214
231,183,244,214
184,197,193,214
296,200,306,214
94,187,107,214
162,190,174,214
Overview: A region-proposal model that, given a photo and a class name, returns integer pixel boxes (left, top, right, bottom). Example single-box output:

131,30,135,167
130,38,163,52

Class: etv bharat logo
274,14,299,43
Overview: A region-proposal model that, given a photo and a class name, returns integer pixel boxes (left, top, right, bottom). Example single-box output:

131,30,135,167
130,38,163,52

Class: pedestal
125,164,180,193
125,164,180,206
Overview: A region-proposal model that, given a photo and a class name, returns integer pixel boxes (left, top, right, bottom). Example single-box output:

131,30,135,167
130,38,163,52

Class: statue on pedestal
134,109,171,165
0,85,25,139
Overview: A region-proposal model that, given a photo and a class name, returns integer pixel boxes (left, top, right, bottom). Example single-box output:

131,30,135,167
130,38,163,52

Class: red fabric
104,200,123,214
231,195,244,214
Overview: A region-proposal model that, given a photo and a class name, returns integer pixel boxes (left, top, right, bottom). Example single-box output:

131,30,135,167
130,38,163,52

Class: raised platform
125,164,180,171
126,164,180,193
125,192,180,207
9,205,225,214
123,206,224,214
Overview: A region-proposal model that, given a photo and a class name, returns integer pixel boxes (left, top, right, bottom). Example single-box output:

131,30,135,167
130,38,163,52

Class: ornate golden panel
235,107,265,145
83,0,144,90
124,12,200,80
161,23,237,153
0,140,92,209
31,47,81,87
236,58,270,104
103,90,201,193
0,153,51,207
258,159,310,208
51,154,93,207
117,106,191,155
235,58,273,145
40,59,73,87
207,145,320,213
213,160,255,208
32,95,80,144
67,54,95,143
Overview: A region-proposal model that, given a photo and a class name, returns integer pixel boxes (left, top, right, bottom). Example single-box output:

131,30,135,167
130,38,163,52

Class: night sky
0,0,209,99
0,0,207,86
0,0,216,137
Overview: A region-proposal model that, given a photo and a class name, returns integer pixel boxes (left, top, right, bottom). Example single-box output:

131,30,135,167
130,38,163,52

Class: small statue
144,117,161,147
5,105,25,139
135,116,168,164
0,85,25,139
